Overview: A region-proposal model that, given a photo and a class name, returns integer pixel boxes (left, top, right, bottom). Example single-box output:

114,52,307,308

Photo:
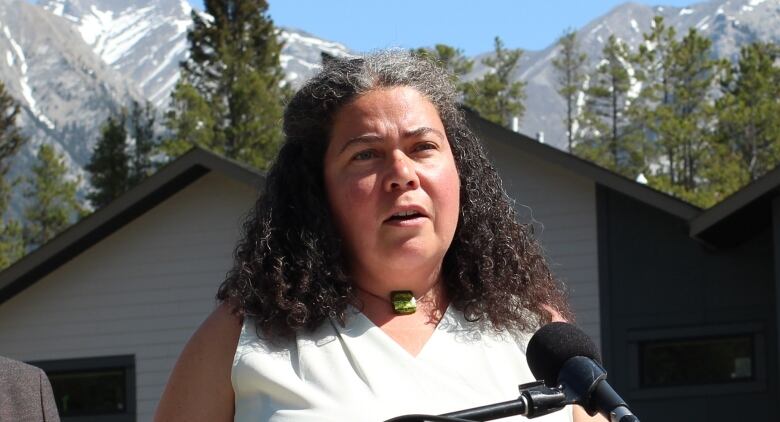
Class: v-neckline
346,303,453,360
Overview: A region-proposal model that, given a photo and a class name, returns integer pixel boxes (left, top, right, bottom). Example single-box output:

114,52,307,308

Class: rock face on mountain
40,0,193,106
509,0,780,149
39,0,352,106
0,0,138,212
3,0,780,208
0,0,350,214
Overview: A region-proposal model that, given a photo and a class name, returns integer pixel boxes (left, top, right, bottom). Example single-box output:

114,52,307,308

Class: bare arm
155,303,242,422
573,405,609,422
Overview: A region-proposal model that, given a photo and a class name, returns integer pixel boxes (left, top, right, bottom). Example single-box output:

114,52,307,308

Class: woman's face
323,86,460,290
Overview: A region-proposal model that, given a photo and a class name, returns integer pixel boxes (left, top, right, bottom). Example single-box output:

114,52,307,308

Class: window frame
29,355,136,422
626,323,766,399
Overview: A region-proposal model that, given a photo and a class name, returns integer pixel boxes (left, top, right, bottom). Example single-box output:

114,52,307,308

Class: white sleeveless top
232,305,573,422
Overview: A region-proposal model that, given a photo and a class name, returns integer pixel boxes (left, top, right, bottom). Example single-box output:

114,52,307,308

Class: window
30,355,135,422
639,335,753,388
627,324,766,398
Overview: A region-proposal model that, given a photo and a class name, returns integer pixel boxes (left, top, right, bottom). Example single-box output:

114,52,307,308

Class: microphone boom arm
385,381,569,422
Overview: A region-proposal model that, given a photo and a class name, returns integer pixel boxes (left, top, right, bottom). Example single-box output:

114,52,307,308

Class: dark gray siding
598,185,777,421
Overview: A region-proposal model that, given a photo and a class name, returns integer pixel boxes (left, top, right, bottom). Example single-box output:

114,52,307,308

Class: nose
383,151,420,192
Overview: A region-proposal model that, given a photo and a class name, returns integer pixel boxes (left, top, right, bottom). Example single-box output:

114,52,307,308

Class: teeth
393,210,418,217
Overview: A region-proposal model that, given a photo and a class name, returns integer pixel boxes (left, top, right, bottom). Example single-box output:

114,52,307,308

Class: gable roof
689,164,780,247
2,113,776,305
465,111,702,221
0,148,263,306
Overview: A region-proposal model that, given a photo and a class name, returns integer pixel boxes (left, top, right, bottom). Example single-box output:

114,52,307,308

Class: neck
355,275,448,326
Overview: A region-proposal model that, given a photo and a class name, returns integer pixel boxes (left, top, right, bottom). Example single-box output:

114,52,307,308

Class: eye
413,142,438,153
352,149,378,161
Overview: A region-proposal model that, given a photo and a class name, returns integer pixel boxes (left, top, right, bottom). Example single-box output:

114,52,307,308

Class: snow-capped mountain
279,29,353,86
4,0,780,212
40,0,193,106
39,0,353,108
0,0,139,213
509,0,780,149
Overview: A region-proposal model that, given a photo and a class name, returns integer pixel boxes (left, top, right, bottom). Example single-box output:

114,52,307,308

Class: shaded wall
598,186,777,421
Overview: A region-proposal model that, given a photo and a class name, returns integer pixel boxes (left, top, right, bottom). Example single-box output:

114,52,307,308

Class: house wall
599,187,777,421
481,136,601,348
0,172,257,421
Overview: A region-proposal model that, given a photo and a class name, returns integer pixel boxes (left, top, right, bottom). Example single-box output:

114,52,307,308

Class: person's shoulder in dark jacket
0,355,60,422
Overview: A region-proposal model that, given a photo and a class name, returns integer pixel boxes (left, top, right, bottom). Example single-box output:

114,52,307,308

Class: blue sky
188,1,699,55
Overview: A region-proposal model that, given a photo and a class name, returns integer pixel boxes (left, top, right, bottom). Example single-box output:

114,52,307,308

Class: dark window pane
48,368,127,417
639,335,753,388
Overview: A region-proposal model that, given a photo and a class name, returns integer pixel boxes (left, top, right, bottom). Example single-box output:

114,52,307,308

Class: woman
155,51,603,421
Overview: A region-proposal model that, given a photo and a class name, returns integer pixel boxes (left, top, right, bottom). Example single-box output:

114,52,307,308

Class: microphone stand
385,381,568,422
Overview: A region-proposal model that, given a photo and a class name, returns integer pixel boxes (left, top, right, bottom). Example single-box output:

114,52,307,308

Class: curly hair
217,50,571,338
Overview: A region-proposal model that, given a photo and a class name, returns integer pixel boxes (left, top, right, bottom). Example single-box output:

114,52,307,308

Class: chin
381,245,446,272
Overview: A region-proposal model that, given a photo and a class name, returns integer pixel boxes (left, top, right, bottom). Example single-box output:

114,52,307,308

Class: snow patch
150,72,181,107
179,0,192,16
696,16,710,29
589,23,604,35
5,50,13,66
78,6,114,45
716,6,725,15
749,0,766,6
741,5,753,12
630,19,640,33
617,54,642,99
700,23,709,31
172,17,191,36
139,38,187,88
49,2,65,16
279,31,350,57
679,8,694,15
3,27,55,129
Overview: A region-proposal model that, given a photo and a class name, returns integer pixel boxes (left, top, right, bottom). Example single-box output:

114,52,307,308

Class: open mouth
386,210,425,222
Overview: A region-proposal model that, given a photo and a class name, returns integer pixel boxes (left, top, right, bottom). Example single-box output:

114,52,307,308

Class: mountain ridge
4,0,780,211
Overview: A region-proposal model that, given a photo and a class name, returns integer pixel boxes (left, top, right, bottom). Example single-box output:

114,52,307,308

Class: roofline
689,164,780,238
0,148,264,306
466,111,702,221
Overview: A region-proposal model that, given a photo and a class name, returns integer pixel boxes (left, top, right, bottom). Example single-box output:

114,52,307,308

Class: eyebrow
339,127,445,153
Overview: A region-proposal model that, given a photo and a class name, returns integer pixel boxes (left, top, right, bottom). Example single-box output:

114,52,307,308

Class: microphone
526,322,640,422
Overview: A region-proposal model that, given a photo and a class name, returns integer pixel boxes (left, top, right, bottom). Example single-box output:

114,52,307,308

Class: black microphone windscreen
526,322,602,387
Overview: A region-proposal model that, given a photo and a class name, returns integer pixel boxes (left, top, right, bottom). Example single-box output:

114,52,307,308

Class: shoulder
155,303,243,422
0,355,45,382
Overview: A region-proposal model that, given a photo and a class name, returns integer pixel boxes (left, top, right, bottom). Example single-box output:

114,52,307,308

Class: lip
383,205,430,223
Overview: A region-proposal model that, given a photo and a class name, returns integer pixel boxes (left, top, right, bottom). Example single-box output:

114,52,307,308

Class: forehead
329,86,444,136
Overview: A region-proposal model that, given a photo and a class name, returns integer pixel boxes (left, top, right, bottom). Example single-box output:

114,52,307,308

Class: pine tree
552,29,587,151
0,82,25,176
24,144,85,250
162,0,287,170
0,81,26,268
713,42,780,193
648,28,720,206
86,113,130,209
463,37,526,127
129,100,156,186
576,35,641,176
412,44,474,86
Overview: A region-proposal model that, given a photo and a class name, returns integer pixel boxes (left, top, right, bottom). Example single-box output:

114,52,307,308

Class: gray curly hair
217,50,571,338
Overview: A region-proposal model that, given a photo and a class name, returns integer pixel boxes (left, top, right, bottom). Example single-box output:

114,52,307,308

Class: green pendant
390,290,417,315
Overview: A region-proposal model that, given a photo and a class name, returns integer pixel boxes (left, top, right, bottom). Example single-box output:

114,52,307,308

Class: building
0,113,776,421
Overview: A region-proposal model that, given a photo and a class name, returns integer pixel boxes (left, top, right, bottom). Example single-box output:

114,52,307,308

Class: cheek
329,174,379,229
430,166,461,231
